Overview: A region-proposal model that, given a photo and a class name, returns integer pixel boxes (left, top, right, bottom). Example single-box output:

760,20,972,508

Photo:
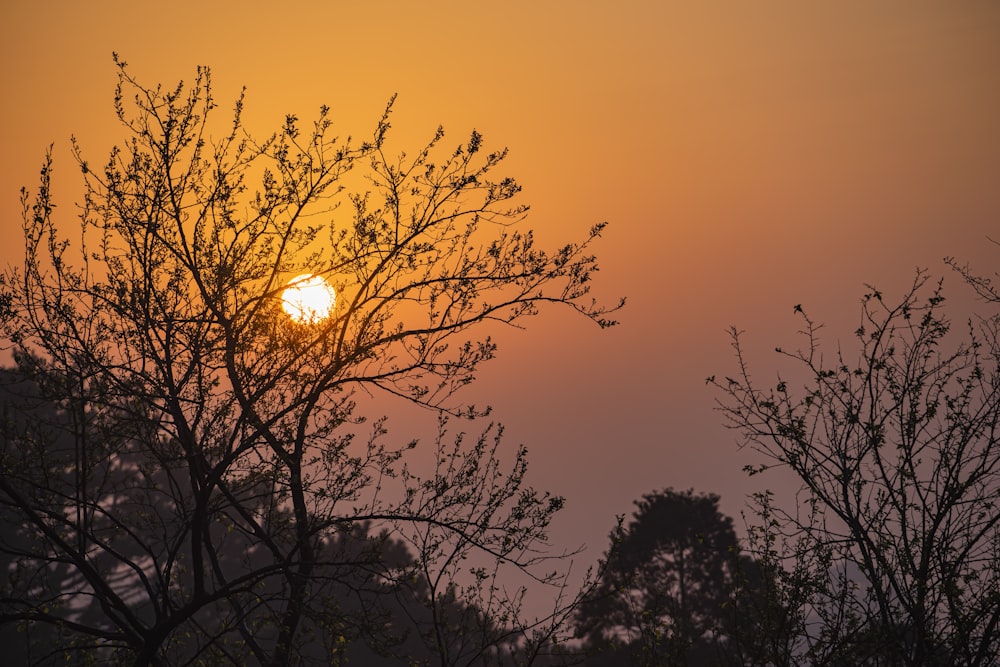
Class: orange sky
2,1,999,588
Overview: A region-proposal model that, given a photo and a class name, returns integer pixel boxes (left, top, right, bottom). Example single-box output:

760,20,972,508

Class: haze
2,1,998,588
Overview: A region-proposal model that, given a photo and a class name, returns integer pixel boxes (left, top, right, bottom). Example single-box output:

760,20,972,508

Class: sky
2,1,999,597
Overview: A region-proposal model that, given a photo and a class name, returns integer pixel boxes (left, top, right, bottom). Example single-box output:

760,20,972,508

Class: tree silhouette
0,56,621,666
711,270,1000,666
575,489,761,666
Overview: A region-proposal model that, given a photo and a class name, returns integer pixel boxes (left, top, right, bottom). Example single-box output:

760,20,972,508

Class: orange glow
2,2,998,621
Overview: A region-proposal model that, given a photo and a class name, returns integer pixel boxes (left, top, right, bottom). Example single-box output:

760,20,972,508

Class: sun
281,274,336,324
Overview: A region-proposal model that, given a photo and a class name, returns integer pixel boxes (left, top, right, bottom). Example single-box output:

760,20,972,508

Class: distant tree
574,488,768,666
0,55,622,666
711,270,1000,666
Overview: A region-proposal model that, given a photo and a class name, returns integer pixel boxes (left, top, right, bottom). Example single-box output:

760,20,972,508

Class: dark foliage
575,489,777,666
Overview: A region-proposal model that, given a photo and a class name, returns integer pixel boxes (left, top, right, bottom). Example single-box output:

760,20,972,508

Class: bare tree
710,271,1000,666
946,241,1000,304
0,55,621,666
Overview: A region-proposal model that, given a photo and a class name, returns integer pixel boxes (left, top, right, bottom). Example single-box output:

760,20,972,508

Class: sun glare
281,274,336,324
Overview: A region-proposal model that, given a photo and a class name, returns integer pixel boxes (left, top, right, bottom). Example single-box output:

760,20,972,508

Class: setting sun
281,274,336,324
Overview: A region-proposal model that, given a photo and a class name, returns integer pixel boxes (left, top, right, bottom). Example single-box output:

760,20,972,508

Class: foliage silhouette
574,488,776,666
711,270,1000,666
0,56,621,666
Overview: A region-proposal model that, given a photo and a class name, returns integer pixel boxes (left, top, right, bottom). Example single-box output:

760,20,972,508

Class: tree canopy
574,488,772,666
0,56,621,666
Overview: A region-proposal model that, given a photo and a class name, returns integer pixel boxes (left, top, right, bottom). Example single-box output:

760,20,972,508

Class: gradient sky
2,1,999,592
